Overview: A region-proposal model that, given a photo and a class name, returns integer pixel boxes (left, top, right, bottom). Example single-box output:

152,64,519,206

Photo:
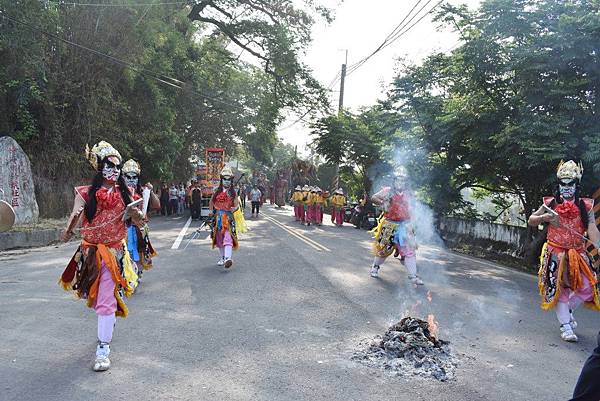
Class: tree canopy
0,0,331,215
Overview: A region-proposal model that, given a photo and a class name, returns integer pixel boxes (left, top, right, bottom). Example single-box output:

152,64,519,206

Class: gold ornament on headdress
122,159,141,175
220,166,234,178
85,141,122,170
556,160,583,181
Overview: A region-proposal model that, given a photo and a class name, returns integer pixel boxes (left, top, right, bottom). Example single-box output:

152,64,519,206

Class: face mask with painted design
102,163,121,182
124,174,139,188
223,179,232,188
559,181,576,199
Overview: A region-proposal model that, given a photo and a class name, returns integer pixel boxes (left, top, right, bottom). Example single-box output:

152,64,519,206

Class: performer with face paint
209,166,240,268
122,159,160,284
528,160,600,342
369,170,424,285
59,141,143,372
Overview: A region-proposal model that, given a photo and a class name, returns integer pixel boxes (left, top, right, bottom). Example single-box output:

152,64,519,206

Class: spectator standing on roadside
160,183,169,216
250,185,262,218
178,183,185,215
169,183,179,215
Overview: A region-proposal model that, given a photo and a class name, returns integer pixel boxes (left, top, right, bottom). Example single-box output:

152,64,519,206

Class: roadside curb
0,228,63,251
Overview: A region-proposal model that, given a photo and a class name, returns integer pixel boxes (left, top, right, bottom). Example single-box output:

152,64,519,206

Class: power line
345,0,444,78
47,1,187,7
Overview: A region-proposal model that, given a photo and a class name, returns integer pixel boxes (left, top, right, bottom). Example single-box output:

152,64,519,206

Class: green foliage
387,0,600,219
0,0,330,216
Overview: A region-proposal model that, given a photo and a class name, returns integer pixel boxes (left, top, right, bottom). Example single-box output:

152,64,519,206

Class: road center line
262,214,331,252
171,216,192,250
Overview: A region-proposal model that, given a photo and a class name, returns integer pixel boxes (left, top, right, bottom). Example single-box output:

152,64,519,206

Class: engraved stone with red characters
0,136,39,224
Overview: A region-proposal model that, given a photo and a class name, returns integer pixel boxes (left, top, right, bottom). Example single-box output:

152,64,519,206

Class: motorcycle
351,202,377,230
343,202,357,223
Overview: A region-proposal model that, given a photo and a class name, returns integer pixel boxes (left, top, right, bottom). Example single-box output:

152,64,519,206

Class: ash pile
353,317,458,381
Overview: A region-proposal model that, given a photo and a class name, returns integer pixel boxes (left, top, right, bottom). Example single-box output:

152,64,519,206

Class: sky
277,0,483,154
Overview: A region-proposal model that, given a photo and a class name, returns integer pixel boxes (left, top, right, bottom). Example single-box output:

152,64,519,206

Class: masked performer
59,141,143,372
330,188,347,227
209,167,240,268
122,159,159,284
528,160,600,342
370,171,423,285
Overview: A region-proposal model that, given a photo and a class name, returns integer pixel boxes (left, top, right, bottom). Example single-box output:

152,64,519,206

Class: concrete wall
0,228,62,251
438,216,527,258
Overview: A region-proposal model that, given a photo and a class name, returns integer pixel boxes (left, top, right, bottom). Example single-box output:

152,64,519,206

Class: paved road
0,205,597,401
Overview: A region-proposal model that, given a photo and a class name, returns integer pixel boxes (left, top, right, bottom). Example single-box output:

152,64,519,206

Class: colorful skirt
538,242,600,311
212,210,239,249
371,217,416,258
59,240,137,318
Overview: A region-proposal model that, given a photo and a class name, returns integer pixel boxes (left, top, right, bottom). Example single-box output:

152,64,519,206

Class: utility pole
333,49,348,192
338,49,347,114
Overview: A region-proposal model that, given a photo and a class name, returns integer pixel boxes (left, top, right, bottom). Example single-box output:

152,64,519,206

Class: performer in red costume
59,141,143,372
529,160,600,342
209,166,240,269
370,170,423,285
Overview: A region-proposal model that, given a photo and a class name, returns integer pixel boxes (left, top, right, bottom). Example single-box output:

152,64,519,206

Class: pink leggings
93,263,117,316
556,276,594,324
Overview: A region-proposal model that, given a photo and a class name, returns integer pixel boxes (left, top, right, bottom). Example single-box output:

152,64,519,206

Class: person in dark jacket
569,331,600,401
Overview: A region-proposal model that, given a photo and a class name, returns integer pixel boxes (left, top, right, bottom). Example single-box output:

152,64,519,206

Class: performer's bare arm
371,188,390,207
62,189,85,242
145,183,160,210
528,205,559,227
232,196,239,211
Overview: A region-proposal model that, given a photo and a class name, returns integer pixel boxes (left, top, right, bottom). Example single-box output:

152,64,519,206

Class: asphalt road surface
1,205,597,401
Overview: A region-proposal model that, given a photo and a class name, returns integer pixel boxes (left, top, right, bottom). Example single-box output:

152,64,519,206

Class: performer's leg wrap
373,256,386,266
570,276,594,310
556,301,571,325
404,255,417,276
97,314,116,343
219,247,225,258
224,246,233,259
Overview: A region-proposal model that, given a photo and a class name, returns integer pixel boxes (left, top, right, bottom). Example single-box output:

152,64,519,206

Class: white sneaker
409,275,424,285
370,265,380,278
224,258,233,269
560,324,578,342
217,258,224,266
93,342,111,371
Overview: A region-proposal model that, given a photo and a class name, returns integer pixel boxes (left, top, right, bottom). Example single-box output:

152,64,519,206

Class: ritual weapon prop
182,219,213,250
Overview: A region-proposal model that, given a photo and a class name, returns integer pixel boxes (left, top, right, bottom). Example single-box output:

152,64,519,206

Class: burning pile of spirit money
353,316,458,381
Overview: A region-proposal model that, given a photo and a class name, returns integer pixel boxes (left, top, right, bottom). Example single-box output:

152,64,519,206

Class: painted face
124,173,139,188
222,178,232,188
559,179,576,199
102,158,121,182
393,177,406,191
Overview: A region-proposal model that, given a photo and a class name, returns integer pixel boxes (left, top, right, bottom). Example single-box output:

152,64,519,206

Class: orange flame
427,314,439,339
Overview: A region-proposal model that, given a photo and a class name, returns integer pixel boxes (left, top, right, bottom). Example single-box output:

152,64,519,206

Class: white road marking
262,214,331,252
171,217,192,249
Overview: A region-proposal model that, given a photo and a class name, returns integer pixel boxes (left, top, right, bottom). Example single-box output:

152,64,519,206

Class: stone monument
0,136,39,224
